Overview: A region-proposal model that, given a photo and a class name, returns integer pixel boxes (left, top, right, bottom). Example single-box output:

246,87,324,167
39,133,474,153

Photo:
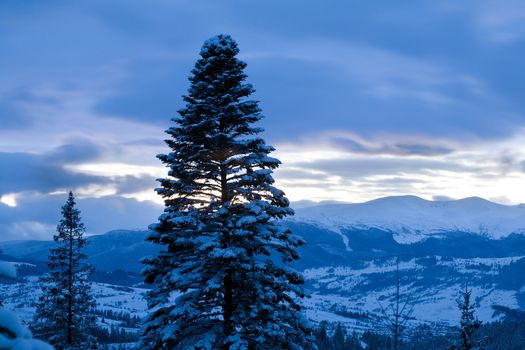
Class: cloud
0,151,106,195
279,157,464,181
114,175,158,196
45,139,105,163
471,0,525,44
249,38,523,143
0,102,33,130
0,192,162,241
271,129,525,204
0,141,158,197
324,133,456,156
2,0,512,146
93,58,191,125
2,0,524,145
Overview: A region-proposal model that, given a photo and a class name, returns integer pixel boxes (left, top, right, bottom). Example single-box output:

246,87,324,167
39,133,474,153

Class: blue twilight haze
1,0,525,240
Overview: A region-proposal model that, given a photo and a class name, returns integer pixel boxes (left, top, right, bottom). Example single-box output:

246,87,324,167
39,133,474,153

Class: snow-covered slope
293,196,525,243
4,255,524,336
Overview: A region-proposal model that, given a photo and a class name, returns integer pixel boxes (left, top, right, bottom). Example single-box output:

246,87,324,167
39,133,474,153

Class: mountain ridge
292,195,525,243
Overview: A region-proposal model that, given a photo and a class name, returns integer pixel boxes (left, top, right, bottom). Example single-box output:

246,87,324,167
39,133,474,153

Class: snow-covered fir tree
0,261,54,350
140,34,314,350
450,284,483,350
32,192,98,350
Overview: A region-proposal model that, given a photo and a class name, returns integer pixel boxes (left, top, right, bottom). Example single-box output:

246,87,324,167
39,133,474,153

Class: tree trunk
394,258,399,350
68,226,73,345
220,163,234,347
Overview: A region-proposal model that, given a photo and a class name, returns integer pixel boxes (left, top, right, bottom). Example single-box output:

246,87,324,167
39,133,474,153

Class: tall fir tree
32,192,98,350
140,34,314,349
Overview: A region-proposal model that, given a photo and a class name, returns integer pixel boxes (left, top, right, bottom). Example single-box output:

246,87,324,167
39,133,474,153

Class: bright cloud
0,194,17,207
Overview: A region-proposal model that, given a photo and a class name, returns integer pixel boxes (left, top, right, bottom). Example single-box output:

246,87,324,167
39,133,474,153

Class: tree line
313,318,525,350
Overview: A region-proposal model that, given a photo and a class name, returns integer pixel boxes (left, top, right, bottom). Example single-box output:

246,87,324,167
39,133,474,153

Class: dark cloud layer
0,151,105,194
44,140,104,163
0,103,32,130
0,142,155,196
328,136,455,156
1,1,524,143
282,158,472,180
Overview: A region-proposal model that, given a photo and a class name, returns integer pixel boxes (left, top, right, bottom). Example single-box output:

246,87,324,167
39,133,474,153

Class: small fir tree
450,284,483,350
314,322,330,350
32,192,98,350
140,34,314,349
332,323,346,350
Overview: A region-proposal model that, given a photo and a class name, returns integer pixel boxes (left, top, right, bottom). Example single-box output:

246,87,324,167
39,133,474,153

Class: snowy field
2,253,522,338
0,276,148,334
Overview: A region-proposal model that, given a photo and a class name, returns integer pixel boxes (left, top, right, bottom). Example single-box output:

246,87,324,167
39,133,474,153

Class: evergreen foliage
94,309,141,328
92,325,140,344
449,285,483,350
32,192,99,350
140,34,313,349
313,322,369,350
319,318,525,350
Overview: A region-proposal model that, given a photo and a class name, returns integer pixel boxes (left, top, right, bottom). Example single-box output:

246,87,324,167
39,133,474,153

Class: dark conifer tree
32,192,98,350
450,284,483,350
314,322,331,350
140,34,313,349
332,323,346,350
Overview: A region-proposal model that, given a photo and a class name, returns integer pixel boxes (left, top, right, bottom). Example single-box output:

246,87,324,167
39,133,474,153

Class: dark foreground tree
450,284,483,350
32,192,98,350
140,34,314,349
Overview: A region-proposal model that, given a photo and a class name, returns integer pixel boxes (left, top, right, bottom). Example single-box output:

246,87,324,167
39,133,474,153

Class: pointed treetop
63,191,78,213
199,34,239,58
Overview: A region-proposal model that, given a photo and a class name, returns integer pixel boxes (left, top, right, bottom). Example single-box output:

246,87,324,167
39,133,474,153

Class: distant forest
314,319,525,350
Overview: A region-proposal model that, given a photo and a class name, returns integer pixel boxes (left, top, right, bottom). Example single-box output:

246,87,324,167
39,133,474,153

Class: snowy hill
293,195,525,244
0,230,158,273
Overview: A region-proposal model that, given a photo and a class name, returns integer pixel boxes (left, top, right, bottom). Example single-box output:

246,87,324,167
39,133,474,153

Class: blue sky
2,0,525,240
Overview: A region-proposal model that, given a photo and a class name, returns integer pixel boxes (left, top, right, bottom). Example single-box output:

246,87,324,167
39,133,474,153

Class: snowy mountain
288,196,525,331
3,195,525,335
293,195,525,244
